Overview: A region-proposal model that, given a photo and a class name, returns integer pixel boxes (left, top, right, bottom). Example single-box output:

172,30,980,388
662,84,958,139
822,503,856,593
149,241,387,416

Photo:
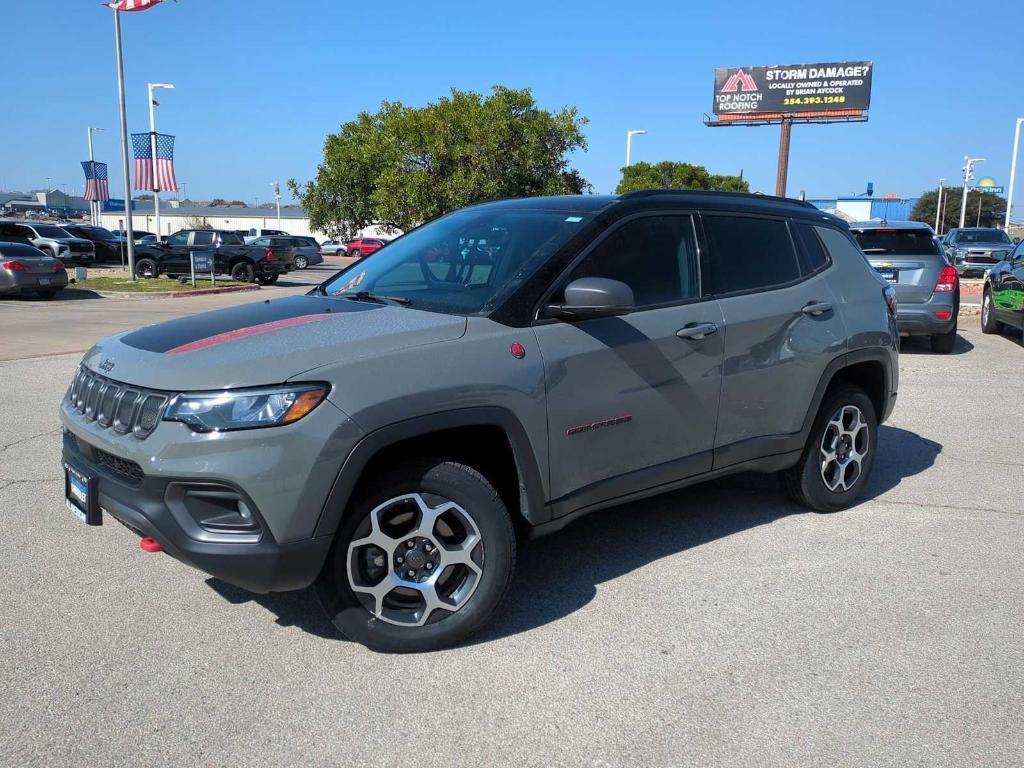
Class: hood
81,294,467,390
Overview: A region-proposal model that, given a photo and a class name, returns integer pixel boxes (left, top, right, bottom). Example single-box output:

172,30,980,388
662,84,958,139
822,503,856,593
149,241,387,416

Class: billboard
712,61,873,117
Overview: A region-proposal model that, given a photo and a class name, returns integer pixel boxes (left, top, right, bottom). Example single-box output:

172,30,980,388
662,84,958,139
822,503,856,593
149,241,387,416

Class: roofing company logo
721,69,758,93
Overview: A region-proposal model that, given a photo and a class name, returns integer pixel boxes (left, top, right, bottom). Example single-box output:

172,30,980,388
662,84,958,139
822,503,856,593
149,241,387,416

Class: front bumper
955,262,994,277
62,428,333,593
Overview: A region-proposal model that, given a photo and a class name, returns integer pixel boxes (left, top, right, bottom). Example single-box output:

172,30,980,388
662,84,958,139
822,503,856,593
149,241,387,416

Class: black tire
230,261,256,282
930,325,957,353
316,459,516,653
981,288,1002,334
135,258,158,279
782,384,878,513
294,255,308,269
37,288,59,300
351,249,361,259
256,273,279,286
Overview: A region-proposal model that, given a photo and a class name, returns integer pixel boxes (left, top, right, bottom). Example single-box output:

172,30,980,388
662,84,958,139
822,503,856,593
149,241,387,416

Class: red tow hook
139,537,163,553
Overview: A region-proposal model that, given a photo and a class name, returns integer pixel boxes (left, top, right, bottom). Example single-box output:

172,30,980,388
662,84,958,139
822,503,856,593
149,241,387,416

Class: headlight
163,383,329,433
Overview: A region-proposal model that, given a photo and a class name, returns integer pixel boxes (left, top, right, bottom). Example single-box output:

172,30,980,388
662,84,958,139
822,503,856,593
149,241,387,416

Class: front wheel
316,460,516,653
981,288,1002,334
782,385,878,512
230,262,256,282
135,258,158,279
350,249,361,259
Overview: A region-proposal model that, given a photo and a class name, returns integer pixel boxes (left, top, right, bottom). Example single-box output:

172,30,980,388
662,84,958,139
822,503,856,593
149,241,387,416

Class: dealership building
806,195,918,222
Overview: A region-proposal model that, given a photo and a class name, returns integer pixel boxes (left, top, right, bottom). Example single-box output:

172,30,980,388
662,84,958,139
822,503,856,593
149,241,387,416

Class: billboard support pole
775,118,792,197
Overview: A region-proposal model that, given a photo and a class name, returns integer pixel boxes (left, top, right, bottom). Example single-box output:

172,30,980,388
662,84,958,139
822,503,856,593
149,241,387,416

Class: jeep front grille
67,366,170,439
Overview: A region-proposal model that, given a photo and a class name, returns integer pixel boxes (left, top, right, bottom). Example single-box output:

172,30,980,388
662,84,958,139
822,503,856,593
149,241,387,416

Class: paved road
0,260,348,361
1,321,1022,766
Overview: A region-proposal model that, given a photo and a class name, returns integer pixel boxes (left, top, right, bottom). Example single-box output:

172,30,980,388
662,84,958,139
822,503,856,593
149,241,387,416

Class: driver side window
564,215,699,306
166,231,189,246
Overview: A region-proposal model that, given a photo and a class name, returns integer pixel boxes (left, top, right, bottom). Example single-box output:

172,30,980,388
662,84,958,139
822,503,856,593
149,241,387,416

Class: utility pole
959,156,985,228
934,178,944,234
775,118,793,197
1007,118,1023,230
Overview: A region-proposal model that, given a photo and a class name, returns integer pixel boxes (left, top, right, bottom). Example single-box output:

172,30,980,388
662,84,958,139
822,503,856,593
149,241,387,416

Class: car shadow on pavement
207,424,942,645
898,333,974,355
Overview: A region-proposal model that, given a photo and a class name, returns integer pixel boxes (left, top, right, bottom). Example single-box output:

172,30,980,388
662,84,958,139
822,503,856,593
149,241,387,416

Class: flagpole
113,9,136,280
87,128,96,225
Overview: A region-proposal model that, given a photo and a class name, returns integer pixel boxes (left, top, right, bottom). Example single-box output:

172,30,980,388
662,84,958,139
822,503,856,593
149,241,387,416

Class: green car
981,239,1024,336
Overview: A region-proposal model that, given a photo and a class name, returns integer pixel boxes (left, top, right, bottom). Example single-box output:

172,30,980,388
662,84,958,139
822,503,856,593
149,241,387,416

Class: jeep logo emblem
98,359,115,373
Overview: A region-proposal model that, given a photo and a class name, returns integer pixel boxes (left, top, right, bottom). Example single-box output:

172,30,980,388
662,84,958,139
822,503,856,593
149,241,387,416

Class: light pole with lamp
87,127,105,225
626,129,647,168
272,181,282,230
1006,117,1023,230
934,178,944,234
147,82,174,239
959,156,985,228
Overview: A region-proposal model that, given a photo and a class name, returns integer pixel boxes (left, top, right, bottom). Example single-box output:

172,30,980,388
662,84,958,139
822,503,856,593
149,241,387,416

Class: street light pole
87,127,105,225
959,156,985,229
935,178,944,234
113,9,136,280
147,82,174,240
1006,118,1023,230
181,181,188,204
626,129,647,168
272,181,282,230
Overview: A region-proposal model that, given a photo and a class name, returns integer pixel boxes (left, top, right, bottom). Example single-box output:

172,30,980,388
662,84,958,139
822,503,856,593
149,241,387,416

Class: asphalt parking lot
1,309,1022,765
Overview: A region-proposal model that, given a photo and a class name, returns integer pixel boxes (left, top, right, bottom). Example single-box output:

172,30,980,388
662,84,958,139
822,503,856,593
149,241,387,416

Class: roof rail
618,188,819,209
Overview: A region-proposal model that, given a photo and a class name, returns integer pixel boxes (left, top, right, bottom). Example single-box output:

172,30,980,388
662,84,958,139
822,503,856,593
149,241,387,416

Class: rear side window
703,215,800,294
852,229,941,256
791,223,830,274
219,232,244,245
192,231,215,246
566,215,699,305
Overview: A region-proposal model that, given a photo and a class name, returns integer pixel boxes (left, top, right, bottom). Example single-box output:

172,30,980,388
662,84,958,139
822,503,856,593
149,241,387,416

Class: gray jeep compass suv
60,191,899,652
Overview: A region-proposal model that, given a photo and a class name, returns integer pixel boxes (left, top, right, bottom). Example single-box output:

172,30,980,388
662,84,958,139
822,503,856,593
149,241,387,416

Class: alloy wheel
983,292,990,326
346,492,484,627
819,405,869,492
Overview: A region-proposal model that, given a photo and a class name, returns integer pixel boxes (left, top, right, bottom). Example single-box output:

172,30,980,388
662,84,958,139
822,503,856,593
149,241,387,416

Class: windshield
321,207,593,315
853,229,941,256
957,229,1011,244
90,227,117,239
33,224,73,239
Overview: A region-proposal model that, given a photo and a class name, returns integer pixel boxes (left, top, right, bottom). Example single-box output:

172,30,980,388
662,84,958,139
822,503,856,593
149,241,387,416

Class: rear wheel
930,325,957,353
230,261,255,282
256,273,279,286
294,255,308,269
981,288,1002,334
135,258,158,279
315,460,516,653
351,249,361,259
782,385,878,512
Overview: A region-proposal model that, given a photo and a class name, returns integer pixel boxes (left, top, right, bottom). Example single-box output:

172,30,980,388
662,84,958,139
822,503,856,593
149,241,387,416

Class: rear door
534,213,725,504
852,227,945,304
703,213,847,464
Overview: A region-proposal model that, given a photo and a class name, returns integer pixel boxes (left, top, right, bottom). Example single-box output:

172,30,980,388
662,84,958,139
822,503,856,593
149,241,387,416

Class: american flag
81,161,111,201
132,132,178,192
105,0,164,11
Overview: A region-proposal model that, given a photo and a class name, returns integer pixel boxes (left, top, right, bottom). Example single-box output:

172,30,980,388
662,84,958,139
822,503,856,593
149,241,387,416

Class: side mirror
545,277,635,320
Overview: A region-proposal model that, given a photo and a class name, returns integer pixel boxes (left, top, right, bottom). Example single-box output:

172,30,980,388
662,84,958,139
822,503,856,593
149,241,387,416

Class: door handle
676,322,718,340
801,301,833,316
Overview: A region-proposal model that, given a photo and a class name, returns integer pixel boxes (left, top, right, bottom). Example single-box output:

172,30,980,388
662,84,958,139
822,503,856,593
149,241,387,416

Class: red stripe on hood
165,313,338,355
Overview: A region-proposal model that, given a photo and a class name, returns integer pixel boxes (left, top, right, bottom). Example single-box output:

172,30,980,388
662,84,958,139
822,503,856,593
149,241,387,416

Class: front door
533,213,725,506
993,241,1024,329
160,230,192,273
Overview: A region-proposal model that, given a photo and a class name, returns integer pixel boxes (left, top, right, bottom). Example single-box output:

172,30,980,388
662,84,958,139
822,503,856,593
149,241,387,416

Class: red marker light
934,310,952,321
510,342,526,359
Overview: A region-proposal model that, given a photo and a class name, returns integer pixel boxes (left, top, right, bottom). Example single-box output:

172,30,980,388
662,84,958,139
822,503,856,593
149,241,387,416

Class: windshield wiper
344,290,412,306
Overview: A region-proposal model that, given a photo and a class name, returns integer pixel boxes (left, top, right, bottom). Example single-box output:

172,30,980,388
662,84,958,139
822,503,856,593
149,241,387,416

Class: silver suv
60,191,899,652
0,220,95,266
850,220,959,353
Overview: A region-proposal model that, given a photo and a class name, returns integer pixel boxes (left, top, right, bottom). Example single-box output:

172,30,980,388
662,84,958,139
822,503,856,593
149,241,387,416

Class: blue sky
2,0,1022,206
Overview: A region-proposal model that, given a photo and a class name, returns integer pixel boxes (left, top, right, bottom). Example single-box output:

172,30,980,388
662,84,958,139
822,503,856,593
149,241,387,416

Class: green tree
289,86,589,238
910,187,1007,232
615,161,749,195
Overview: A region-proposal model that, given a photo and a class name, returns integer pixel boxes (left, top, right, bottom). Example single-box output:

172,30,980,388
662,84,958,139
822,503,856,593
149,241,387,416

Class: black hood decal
121,295,381,354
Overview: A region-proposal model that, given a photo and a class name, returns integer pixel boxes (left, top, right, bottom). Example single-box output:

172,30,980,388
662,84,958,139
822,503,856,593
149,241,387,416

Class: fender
313,406,549,538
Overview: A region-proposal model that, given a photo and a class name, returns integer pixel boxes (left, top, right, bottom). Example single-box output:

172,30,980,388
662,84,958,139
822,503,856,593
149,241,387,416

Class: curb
66,284,261,300
168,285,261,298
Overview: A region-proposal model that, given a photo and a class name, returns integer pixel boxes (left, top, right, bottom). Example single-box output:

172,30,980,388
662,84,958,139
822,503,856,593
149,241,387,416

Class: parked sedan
62,225,127,263
0,241,68,299
0,221,94,265
320,239,348,256
981,238,1024,336
250,236,323,269
851,220,959,353
344,237,388,258
942,227,1014,277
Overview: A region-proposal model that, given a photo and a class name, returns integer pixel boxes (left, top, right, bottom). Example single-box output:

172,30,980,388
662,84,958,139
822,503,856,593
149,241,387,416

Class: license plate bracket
65,463,102,525
875,268,898,283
